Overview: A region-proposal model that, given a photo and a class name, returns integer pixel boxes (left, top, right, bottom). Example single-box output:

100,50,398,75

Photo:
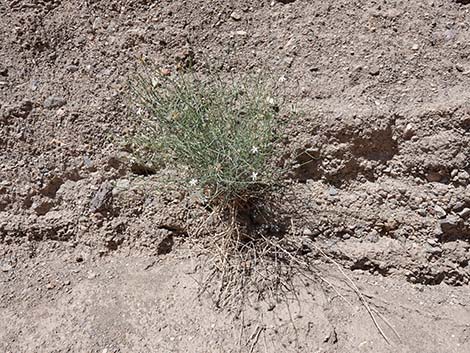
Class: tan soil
1,0,470,352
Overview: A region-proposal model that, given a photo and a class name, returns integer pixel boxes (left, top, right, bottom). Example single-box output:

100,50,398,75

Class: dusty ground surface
1,0,470,352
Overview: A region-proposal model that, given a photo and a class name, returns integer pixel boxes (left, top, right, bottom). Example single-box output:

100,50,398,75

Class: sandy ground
1,0,470,352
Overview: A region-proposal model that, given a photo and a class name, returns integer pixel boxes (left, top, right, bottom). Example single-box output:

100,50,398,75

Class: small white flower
251,172,258,181
251,146,259,154
189,178,198,186
136,107,144,115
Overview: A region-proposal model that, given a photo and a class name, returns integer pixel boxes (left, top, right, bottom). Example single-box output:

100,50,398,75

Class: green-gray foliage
129,69,280,206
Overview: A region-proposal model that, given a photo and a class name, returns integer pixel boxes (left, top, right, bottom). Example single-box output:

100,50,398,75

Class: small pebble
452,201,465,211
458,208,470,219
434,205,447,219
426,238,437,246
328,186,338,196
44,96,66,109
458,171,469,181
403,123,415,140
87,272,97,280
369,66,380,76
66,65,79,72
230,11,242,20
1,264,12,272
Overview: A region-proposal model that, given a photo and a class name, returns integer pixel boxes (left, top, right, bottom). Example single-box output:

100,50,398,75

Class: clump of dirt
1,0,470,352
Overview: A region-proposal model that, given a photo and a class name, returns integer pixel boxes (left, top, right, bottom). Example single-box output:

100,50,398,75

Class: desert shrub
129,69,281,208
127,67,302,309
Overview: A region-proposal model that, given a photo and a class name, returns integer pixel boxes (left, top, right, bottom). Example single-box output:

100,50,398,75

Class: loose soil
1,0,470,352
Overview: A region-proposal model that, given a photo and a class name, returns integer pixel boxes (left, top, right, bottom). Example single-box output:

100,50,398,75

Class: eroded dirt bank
1,0,470,352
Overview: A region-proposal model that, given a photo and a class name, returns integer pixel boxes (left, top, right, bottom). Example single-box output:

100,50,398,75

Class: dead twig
300,243,392,343
249,325,265,353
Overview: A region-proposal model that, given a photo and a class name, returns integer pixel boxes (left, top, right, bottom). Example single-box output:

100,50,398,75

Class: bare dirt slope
1,0,470,352
1,250,470,353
